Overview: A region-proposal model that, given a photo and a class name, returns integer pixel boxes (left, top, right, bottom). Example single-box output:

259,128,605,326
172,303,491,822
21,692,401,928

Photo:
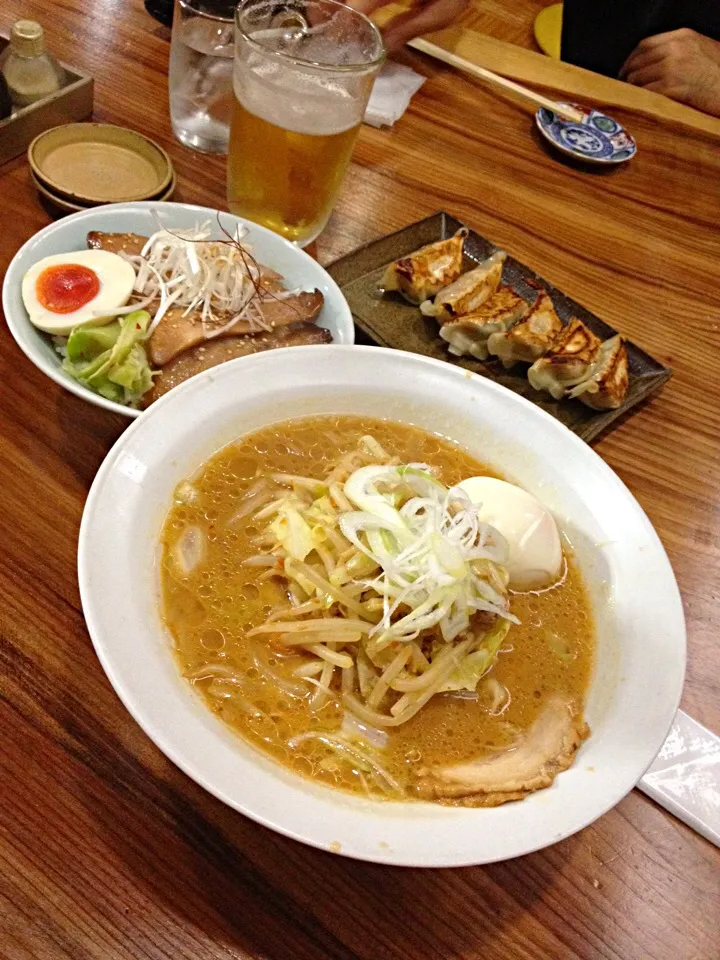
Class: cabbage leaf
270,499,315,561
440,620,511,692
62,310,155,406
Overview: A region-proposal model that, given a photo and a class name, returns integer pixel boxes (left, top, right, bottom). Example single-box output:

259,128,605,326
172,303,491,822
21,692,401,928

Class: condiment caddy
0,21,93,166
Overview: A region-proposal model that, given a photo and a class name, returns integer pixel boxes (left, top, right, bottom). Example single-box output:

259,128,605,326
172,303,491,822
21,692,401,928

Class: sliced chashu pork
147,289,324,366
87,230,147,257
415,696,589,806
142,322,332,407
86,230,287,297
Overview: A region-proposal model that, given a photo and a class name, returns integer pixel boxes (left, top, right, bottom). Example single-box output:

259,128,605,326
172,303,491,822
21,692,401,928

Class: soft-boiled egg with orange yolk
458,476,563,590
22,250,136,335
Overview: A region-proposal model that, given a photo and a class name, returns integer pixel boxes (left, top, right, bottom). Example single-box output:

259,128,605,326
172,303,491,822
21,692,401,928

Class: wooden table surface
2,1,719,958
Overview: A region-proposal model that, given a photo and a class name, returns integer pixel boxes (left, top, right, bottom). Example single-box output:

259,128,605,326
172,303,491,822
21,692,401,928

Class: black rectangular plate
326,212,671,443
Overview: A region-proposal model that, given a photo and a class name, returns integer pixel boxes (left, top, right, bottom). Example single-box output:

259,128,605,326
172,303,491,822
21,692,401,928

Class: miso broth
160,416,594,801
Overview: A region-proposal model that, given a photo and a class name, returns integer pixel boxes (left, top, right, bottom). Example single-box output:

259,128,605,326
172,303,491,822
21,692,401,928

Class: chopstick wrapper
364,62,425,128
638,710,720,848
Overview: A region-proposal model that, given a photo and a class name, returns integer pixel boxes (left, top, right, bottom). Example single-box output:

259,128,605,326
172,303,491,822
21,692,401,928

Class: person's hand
620,28,720,118
348,0,470,53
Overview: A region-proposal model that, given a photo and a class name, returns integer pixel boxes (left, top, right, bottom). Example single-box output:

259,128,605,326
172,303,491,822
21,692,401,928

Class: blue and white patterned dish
536,102,637,164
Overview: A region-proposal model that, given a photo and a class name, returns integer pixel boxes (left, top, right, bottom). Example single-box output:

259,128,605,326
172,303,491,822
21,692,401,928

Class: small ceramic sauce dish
28,122,174,204
536,103,637,164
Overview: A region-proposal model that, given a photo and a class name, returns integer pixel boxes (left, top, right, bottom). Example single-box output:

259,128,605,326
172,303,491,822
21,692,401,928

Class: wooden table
2,1,719,958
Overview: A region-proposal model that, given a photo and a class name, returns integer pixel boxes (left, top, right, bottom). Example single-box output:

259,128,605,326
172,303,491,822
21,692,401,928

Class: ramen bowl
2,201,354,418
78,346,685,865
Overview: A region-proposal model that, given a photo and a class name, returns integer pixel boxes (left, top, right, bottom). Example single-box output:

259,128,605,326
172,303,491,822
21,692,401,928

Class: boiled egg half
458,476,562,590
22,250,136,335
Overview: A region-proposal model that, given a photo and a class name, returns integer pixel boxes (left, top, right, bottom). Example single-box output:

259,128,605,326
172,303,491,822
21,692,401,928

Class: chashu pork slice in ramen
439,287,529,360
87,230,148,257
420,251,507,322
486,292,563,369
528,317,602,400
568,334,629,410
415,696,589,806
147,290,325,365
143,322,331,406
380,229,467,304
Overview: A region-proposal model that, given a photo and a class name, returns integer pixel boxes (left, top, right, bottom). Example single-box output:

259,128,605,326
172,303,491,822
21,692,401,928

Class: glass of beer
228,0,385,246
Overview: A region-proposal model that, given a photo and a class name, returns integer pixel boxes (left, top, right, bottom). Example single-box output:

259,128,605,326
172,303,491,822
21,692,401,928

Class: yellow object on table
534,3,563,60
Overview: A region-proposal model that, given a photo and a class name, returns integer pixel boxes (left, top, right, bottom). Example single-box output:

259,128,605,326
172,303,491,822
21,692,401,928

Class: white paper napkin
639,710,720,848
364,61,425,128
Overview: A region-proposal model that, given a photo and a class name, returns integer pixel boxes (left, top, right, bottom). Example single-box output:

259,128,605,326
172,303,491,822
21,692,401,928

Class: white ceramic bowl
2,201,354,418
78,347,686,866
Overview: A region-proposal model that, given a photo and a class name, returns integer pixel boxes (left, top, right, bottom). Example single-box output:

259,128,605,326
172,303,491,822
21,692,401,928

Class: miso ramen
161,416,594,805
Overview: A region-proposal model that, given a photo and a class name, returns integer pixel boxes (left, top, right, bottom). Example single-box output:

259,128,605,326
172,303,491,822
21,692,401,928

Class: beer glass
228,0,385,246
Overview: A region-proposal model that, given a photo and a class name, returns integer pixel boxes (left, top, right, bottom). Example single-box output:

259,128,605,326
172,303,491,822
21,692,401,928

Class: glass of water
169,0,235,154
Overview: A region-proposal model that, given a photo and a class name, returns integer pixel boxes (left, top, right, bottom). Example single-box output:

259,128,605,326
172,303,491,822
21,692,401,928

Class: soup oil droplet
201,628,225,651
241,583,260,601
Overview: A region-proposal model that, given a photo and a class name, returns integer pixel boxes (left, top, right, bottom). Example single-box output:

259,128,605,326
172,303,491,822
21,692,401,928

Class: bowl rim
77,345,687,866
2,200,355,419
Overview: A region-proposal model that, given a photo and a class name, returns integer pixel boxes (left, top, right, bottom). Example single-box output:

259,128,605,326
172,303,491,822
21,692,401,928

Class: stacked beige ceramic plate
28,122,175,213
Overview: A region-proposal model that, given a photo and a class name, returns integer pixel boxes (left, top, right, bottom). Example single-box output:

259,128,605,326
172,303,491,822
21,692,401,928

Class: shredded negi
244,437,517,729
117,216,281,337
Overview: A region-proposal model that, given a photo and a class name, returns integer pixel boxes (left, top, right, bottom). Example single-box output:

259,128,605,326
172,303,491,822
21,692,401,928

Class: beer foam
233,51,371,136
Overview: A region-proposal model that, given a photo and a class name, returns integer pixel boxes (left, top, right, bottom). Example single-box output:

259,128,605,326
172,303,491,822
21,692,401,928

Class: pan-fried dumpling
420,251,507,321
380,229,467,304
568,335,629,409
527,318,602,400
486,292,562,369
439,287,529,360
